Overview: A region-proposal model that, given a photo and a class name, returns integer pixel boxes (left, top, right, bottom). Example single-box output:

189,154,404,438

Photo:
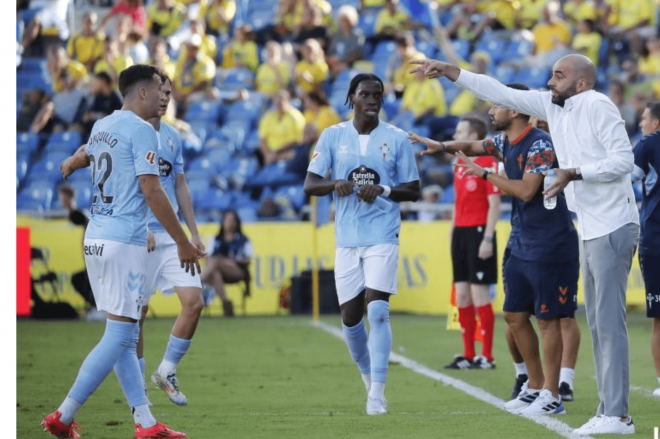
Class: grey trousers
580,222,639,417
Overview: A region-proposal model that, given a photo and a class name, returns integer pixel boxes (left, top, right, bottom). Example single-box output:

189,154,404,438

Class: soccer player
303,73,421,415
631,101,660,398
45,65,204,439
409,82,580,416
138,72,206,406
444,116,501,370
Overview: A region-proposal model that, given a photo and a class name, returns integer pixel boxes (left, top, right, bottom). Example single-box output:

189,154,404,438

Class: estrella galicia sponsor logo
158,157,173,177
348,165,380,187
84,243,105,257
91,205,113,216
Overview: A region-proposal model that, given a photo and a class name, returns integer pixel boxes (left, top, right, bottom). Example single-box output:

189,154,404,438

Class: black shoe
558,381,573,402
469,355,496,369
444,355,474,369
510,373,528,400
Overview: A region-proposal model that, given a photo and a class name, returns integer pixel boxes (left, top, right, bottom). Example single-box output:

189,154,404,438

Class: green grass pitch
16,312,660,438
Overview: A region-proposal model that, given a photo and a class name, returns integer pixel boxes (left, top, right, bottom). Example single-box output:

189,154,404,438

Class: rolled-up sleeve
455,70,549,121
581,98,634,182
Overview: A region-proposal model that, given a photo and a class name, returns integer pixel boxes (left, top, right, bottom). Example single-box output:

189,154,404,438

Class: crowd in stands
16,0,660,223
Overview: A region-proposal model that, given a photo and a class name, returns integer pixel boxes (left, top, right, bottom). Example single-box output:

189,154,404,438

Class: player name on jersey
88,131,118,148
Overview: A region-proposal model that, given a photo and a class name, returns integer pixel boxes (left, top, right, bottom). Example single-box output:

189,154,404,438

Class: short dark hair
647,101,660,122
155,68,171,86
345,73,384,109
307,91,329,107
460,116,488,139
504,83,531,122
58,183,75,198
95,71,113,87
118,64,159,98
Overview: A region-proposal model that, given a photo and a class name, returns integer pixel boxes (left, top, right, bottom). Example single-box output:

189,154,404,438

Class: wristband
481,169,491,180
380,185,391,197
483,235,493,243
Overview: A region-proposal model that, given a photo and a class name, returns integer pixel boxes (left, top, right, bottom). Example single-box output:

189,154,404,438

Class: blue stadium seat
185,100,222,124
370,41,398,62
66,167,92,183
46,131,82,155
415,40,438,59
17,157,28,186
187,121,211,144
19,58,48,73
248,9,276,31
16,196,45,212
234,156,259,178
357,10,379,38
237,206,258,223
440,184,454,204
217,121,247,151
223,68,256,91
206,147,232,168
198,188,234,212
242,130,261,154
449,39,471,61
503,39,533,61
42,151,70,167
18,182,54,210
187,157,218,174
224,98,262,128
17,132,40,155
273,185,307,210
474,37,507,65
185,177,212,205
513,66,550,89
382,93,401,121
70,181,92,209
494,64,516,84
28,157,63,184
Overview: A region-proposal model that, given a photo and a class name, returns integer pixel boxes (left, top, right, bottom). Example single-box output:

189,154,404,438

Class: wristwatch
481,169,491,180
574,167,583,180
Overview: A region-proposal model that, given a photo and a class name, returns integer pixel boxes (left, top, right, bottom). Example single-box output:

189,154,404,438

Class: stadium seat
184,100,223,125
187,121,211,144
224,97,263,128
17,157,28,187
513,66,550,89
273,185,307,211
248,8,276,31
17,132,40,156
357,10,379,38
27,157,63,184
440,184,454,203
474,36,507,65
19,58,48,73
66,166,92,183
16,196,45,212
449,39,471,61
237,206,258,223
198,188,235,212
70,181,92,209
494,64,516,84
382,93,401,121
416,40,438,59
503,39,533,61
242,130,261,154
18,183,54,210
370,41,398,62
223,68,256,91
206,147,232,168
45,131,82,155
187,157,218,174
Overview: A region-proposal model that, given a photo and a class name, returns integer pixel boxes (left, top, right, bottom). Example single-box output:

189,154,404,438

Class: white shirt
455,70,639,240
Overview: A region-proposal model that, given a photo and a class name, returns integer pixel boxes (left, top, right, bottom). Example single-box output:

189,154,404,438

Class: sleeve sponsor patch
145,151,156,165
311,151,320,163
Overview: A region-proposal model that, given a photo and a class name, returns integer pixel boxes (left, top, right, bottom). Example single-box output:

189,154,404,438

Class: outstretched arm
409,59,548,120
60,144,91,180
408,131,491,157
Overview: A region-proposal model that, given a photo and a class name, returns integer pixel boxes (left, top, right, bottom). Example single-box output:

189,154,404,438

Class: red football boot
42,411,82,439
134,422,187,438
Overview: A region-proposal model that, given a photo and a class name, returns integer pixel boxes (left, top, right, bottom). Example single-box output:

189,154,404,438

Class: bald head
548,54,597,107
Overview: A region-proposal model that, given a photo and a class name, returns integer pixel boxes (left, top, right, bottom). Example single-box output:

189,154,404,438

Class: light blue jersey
85,110,160,246
146,122,184,233
308,120,419,248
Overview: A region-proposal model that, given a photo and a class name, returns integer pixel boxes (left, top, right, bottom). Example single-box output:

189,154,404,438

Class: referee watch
573,167,583,180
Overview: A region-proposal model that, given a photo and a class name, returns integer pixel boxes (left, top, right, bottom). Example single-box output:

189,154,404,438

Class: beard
491,118,511,132
551,84,578,107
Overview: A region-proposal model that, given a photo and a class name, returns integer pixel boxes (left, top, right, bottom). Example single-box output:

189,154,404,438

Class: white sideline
311,320,596,439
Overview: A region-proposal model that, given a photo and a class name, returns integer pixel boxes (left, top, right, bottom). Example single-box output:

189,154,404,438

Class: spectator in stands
292,5,329,53
530,1,572,62
182,19,217,64
605,0,657,55
417,185,443,223
367,0,411,49
146,0,187,39
66,11,105,72
572,19,603,66
173,34,217,108
150,37,177,80
199,0,236,38
256,40,293,96
17,88,49,133
301,91,342,146
93,36,134,83
446,0,520,41
400,65,448,138
38,69,87,133
258,90,306,166
386,33,424,97
640,33,660,77
201,210,253,317
327,5,365,78
75,72,123,139
621,55,655,102
360,0,386,10
21,0,71,57
98,0,146,35
277,0,332,41
515,0,548,30
562,0,598,27
47,46,88,94
125,30,150,64
221,24,259,72
295,39,329,95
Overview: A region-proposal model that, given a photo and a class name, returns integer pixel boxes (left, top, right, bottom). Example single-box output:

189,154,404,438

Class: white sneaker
504,388,540,414
151,371,188,406
519,389,565,416
366,396,388,415
653,388,660,398
575,415,635,435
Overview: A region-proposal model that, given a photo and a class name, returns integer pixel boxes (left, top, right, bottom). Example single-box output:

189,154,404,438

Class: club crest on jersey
339,145,348,154
145,151,156,165
349,165,380,186
380,143,390,159
167,136,175,152
558,286,568,305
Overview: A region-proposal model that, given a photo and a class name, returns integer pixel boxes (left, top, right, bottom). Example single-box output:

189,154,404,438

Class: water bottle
354,186,393,213
543,169,557,210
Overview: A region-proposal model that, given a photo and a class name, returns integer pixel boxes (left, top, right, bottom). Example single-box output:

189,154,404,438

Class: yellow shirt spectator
256,62,292,94
93,55,134,78
563,1,598,22
221,40,259,71
295,60,329,93
477,0,520,29
640,55,660,76
200,0,236,35
374,8,409,34
572,32,602,65
259,107,306,151
177,35,218,71
516,0,549,29
401,78,447,118
53,61,88,93
175,54,216,95
532,21,572,53
617,0,654,29
362,0,386,7
392,50,425,91
66,32,104,67
146,2,187,38
304,105,342,134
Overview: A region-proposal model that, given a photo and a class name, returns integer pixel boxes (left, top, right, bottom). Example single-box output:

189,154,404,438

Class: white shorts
144,232,202,303
84,238,147,320
334,244,399,305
